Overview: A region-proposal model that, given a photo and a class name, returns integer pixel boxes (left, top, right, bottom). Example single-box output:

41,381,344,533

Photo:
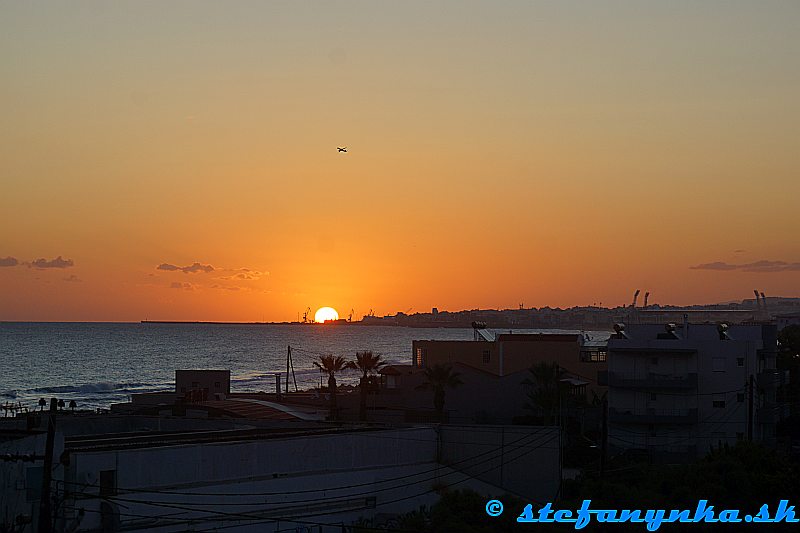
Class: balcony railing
608,372,697,390
609,407,698,425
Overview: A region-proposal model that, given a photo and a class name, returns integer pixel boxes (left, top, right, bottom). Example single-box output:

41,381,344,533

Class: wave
27,382,164,395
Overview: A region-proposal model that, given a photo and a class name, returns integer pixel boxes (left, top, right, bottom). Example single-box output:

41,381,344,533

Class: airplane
337,147,347,152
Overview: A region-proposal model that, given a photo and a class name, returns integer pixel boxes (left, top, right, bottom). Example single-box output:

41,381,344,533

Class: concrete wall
440,425,560,504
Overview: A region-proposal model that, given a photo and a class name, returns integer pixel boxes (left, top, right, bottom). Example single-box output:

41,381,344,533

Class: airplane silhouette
337,147,347,152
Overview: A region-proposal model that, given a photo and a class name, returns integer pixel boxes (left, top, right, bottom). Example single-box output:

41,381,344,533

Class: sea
0,323,609,411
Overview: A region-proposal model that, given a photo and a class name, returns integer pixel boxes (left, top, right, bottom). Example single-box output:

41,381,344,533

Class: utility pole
38,398,57,533
747,375,755,441
286,346,291,393
600,395,608,481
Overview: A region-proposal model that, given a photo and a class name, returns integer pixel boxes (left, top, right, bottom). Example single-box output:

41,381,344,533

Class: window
736,358,744,367
26,466,43,501
415,348,425,367
214,381,221,389
737,393,745,403
712,358,725,372
712,400,726,408
100,470,117,497
482,350,490,364
579,349,606,363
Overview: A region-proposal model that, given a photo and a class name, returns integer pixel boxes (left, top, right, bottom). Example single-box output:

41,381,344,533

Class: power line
58,427,555,499
86,431,556,532
86,431,556,511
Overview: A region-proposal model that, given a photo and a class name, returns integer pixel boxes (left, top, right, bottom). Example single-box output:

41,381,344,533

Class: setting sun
314,307,339,323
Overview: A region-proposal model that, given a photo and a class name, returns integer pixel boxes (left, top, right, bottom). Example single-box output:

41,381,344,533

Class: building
607,322,781,462
175,369,231,401
0,415,559,532
411,331,608,398
777,313,800,331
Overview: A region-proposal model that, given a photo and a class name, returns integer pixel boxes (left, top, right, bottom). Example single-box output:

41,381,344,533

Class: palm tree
521,361,568,425
313,354,349,420
346,351,386,421
415,364,463,422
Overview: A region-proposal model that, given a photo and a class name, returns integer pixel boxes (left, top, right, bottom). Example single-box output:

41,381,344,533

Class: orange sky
1,2,799,321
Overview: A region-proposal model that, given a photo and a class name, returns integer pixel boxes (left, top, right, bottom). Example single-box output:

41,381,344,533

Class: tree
778,325,800,438
415,364,463,422
521,361,569,425
313,354,349,420
346,351,386,421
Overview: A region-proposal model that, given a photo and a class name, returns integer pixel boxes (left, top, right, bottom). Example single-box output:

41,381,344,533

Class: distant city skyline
2,1,799,321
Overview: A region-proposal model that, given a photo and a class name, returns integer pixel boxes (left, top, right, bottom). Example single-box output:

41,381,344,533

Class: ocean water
0,323,607,411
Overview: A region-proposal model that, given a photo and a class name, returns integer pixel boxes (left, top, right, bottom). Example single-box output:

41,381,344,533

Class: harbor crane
631,289,641,308
302,307,312,323
643,292,650,308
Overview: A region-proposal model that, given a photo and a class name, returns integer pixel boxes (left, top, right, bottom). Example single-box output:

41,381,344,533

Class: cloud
689,261,739,271
219,268,268,281
169,282,196,290
157,262,214,274
0,256,19,267
63,274,82,282
211,284,242,291
690,260,800,273
29,256,74,269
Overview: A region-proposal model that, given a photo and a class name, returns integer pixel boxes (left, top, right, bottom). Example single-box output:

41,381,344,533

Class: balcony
758,403,790,424
757,370,780,389
609,407,698,425
608,372,697,390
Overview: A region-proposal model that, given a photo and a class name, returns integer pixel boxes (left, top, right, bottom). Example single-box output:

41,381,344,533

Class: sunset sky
1,1,799,322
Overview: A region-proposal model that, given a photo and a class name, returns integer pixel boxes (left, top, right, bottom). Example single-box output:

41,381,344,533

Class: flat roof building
607,322,781,462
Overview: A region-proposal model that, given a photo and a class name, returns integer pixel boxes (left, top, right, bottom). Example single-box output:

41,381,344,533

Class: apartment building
607,322,780,461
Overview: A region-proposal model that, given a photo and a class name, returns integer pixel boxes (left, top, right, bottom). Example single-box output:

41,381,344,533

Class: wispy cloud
29,256,74,269
212,284,242,291
169,282,196,290
157,262,214,274
218,268,268,281
63,274,82,282
0,256,19,267
690,260,800,273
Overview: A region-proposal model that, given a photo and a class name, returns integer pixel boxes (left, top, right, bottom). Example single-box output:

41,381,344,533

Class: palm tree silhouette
415,364,463,422
522,361,568,425
313,354,349,420
346,351,386,421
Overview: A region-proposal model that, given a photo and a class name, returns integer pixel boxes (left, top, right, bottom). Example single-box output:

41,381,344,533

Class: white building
1,417,559,532
607,322,780,461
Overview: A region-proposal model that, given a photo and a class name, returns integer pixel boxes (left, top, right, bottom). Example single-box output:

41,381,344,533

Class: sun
314,307,339,323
